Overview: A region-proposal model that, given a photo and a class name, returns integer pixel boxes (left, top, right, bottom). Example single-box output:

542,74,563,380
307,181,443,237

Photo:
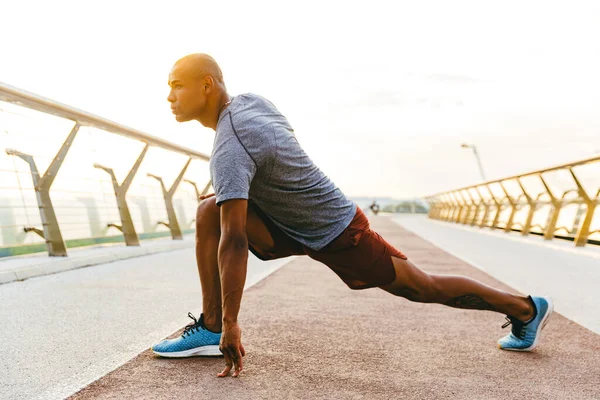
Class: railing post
458,191,471,224
500,182,518,233
449,194,459,222
429,199,441,219
435,198,445,220
184,179,201,201
516,177,536,236
433,196,442,220
539,174,561,241
450,193,462,223
424,197,433,218
436,195,446,220
147,158,191,240
5,123,80,256
434,200,442,219
569,168,596,247
434,196,443,220
442,195,451,221
459,192,470,223
466,190,480,226
440,199,449,220
475,186,491,228
486,184,503,229
443,196,453,221
184,179,211,202
93,143,149,246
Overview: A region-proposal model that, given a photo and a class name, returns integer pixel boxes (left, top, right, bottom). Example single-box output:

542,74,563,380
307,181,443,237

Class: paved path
0,247,292,400
69,216,600,400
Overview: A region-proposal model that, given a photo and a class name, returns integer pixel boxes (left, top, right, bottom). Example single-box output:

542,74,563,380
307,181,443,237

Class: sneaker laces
501,296,538,340
502,316,526,340
182,312,205,338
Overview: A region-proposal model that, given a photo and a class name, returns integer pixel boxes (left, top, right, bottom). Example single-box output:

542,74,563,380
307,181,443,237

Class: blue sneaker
152,313,222,357
498,296,553,351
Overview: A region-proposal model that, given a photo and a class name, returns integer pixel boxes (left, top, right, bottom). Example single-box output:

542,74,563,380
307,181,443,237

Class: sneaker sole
500,296,554,352
152,345,222,358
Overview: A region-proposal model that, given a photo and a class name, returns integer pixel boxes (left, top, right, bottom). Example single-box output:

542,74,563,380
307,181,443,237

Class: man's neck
206,92,232,131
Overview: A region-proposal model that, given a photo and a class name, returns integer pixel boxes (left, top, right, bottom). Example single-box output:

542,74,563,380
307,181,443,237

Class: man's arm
217,198,249,377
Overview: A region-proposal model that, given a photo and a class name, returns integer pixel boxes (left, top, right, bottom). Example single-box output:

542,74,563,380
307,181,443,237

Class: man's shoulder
230,93,277,115
213,95,279,165
227,94,281,141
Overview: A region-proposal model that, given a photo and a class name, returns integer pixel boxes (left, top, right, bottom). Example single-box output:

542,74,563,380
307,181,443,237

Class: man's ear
204,76,215,93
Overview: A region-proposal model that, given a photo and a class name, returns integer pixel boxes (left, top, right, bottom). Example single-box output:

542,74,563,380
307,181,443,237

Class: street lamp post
461,143,487,181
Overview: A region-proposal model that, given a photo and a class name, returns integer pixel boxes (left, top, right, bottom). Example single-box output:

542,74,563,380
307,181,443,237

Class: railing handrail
0,81,209,161
425,153,600,247
428,154,600,198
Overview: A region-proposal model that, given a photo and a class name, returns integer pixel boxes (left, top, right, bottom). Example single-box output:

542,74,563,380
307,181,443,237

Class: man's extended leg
380,257,553,351
380,257,534,319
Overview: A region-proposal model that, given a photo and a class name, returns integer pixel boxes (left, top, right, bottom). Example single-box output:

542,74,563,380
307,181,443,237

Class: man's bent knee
196,197,220,233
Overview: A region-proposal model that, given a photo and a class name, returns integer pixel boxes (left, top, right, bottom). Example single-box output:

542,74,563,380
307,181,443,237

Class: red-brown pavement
70,216,600,400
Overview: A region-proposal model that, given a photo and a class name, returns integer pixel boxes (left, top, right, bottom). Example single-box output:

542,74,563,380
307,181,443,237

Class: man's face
167,63,207,122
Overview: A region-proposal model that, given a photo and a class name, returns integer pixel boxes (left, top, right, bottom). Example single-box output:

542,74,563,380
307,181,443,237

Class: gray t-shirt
210,93,356,251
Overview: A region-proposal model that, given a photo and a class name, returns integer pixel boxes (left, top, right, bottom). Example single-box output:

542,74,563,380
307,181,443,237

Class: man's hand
218,322,246,377
199,193,216,201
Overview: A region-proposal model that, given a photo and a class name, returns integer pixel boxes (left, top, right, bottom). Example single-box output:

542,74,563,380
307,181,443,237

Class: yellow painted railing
424,156,600,247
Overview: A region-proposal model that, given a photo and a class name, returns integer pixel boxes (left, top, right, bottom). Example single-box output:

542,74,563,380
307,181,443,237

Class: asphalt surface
70,216,600,400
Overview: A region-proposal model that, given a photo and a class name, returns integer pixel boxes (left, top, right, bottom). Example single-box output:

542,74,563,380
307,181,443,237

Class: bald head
167,53,230,129
174,53,225,85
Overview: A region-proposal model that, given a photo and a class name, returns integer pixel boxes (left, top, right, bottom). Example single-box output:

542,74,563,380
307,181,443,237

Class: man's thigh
246,200,305,261
303,207,407,290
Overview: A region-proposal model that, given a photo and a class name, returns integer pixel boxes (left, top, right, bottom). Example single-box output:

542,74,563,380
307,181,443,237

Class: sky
1,0,600,199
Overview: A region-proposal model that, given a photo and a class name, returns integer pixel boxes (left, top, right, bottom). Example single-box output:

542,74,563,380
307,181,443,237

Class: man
152,53,553,378
369,200,380,215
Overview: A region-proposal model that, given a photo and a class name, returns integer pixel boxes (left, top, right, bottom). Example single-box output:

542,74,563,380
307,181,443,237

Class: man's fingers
232,348,244,377
217,346,244,378
218,348,233,377
218,357,233,377
218,364,232,377
199,193,215,201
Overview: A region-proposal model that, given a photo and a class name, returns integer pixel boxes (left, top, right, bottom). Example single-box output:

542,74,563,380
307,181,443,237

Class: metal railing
0,81,210,257
424,156,600,247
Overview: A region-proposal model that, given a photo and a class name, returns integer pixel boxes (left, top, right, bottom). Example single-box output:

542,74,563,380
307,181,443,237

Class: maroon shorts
248,203,408,290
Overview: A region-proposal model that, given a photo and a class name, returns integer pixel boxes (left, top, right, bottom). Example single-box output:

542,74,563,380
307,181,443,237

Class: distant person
152,53,553,377
369,200,380,215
